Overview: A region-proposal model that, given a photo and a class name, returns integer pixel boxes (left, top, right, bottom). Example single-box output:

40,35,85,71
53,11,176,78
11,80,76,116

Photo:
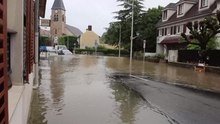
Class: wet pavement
117,75,220,124
28,55,220,124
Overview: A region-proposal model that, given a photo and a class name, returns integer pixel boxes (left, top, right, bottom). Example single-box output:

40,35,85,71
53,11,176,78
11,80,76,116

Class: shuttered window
24,0,35,82
0,0,9,123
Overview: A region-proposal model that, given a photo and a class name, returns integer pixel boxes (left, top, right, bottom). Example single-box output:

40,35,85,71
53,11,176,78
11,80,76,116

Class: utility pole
119,24,121,57
130,0,134,63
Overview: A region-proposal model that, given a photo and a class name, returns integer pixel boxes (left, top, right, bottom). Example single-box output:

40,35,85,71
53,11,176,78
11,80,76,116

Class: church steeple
51,0,66,11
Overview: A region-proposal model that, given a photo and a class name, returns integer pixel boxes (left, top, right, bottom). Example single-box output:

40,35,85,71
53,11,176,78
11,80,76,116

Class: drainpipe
33,0,39,89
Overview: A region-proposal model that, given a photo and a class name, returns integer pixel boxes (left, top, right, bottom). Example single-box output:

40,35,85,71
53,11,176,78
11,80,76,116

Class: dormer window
178,4,184,15
201,0,208,8
163,10,168,20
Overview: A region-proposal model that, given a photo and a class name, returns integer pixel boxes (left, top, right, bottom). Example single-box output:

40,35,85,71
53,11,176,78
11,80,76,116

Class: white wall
168,50,178,62
9,72,35,124
8,0,24,85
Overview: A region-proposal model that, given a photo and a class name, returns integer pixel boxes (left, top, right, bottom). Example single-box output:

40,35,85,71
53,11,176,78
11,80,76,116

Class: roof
161,36,181,44
164,3,176,10
65,24,83,37
51,0,66,11
157,1,217,28
177,0,198,4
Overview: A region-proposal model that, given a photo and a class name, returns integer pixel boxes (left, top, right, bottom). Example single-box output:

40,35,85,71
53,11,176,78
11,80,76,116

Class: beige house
80,25,100,49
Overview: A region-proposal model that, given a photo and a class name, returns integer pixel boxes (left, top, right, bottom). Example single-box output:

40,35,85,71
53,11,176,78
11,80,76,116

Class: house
156,0,220,62
41,0,82,45
80,25,100,49
0,0,47,124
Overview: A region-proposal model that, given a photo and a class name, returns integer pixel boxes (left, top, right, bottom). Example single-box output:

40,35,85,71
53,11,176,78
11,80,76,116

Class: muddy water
28,55,220,124
105,57,220,92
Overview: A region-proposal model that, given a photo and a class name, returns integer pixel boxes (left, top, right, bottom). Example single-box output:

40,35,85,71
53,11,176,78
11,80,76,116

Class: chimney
88,25,92,31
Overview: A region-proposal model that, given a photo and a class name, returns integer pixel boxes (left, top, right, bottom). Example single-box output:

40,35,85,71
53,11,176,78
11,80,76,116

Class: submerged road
28,55,220,124
116,75,220,124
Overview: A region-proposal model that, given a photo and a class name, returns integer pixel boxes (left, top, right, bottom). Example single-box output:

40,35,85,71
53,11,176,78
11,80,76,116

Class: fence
178,50,220,67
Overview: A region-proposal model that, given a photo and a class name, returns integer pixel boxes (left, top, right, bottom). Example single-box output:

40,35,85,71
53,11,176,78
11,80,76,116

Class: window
164,28,167,36
177,25,183,34
163,10,167,20
171,27,173,35
62,15,65,22
54,15,58,21
201,0,208,8
174,26,177,34
159,29,162,36
178,4,183,15
55,29,57,34
167,27,170,35
162,29,164,36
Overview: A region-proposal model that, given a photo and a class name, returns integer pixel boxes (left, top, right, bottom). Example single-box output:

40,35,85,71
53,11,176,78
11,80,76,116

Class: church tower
50,0,66,44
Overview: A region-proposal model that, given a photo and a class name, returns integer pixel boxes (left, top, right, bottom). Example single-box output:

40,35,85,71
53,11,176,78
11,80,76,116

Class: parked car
40,46,47,52
55,45,72,55
46,46,56,53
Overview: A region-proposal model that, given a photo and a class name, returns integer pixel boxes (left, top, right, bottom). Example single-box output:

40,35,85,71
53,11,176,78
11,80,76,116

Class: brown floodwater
28,55,220,124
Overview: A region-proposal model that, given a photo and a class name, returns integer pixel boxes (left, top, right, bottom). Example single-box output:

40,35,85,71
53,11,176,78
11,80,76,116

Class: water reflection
29,55,177,124
105,56,220,92
110,82,141,124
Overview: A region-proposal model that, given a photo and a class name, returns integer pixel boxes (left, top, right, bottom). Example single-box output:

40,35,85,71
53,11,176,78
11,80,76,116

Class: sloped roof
164,3,176,10
52,0,66,11
65,24,83,37
177,0,198,4
157,1,217,27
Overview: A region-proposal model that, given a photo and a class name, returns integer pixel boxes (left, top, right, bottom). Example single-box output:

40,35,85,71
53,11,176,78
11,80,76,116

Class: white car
46,46,56,53
61,49,73,55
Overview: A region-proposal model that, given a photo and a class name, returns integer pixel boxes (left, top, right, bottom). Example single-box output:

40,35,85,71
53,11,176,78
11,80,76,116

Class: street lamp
130,0,135,62
124,0,135,76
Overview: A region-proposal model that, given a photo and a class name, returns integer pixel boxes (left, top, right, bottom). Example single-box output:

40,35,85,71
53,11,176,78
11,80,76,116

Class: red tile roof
161,36,181,44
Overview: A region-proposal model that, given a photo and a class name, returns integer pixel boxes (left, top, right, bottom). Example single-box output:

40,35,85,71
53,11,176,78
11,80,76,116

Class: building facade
48,0,82,45
156,0,220,61
80,25,100,49
0,0,47,124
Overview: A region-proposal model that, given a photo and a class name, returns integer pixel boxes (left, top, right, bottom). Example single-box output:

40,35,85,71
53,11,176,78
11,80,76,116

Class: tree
138,6,163,52
58,36,78,51
102,0,162,53
39,36,50,46
181,11,220,62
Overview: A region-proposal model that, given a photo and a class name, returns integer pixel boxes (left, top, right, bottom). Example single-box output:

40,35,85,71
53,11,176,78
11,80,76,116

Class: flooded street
28,55,220,124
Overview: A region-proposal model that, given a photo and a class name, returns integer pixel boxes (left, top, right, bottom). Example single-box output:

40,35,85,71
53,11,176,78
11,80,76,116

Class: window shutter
0,0,9,123
25,0,35,82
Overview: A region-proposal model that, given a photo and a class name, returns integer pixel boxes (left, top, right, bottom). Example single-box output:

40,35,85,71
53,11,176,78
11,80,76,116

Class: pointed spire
52,0,66,11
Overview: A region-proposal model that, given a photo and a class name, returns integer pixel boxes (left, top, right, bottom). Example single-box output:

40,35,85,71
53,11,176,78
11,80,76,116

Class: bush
75,48,129,56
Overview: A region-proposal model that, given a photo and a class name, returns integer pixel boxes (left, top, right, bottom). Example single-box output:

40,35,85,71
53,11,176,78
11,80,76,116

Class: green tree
39,36,50,46
181,11,220,61
102,0,145,51
58,36,78,51
138,6,163,52
102,2,162,53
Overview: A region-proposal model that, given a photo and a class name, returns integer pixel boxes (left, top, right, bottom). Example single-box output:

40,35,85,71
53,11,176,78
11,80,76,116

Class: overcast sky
44,0,179,36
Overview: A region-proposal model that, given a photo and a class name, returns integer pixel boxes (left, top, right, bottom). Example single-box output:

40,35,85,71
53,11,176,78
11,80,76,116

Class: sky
44,0,179,36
